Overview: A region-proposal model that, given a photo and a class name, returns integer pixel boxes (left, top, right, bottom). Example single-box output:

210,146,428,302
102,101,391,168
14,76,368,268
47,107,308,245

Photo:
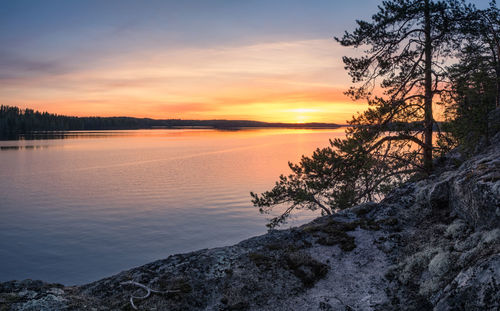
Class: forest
0,105,340,137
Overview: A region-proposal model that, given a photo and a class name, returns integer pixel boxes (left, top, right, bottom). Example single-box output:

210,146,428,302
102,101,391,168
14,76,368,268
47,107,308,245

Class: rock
444,219,468,239
428,251,452,278
417,134,500,229
434,254,500,311
428,179,451,210
449,150,500,229
1,131,498,310
14,294,67,311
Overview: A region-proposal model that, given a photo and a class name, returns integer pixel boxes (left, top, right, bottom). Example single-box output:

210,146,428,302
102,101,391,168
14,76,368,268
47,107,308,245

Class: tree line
0,105,341,138
252,0,499,229
0,106,157,135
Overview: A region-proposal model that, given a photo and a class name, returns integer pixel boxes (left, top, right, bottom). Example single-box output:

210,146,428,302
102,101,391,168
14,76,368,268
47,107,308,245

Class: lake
0,128,346,285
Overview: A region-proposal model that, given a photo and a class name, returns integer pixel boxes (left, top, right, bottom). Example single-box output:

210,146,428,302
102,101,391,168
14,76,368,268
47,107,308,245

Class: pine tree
442,1,500,152
335,0,470,174
252,0,472,228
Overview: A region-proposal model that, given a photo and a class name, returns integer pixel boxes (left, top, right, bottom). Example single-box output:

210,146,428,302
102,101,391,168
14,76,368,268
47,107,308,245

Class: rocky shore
1,133,499,310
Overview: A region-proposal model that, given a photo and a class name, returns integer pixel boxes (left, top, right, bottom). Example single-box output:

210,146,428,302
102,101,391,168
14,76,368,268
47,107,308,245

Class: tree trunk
423,0,433,173
496,44,500,108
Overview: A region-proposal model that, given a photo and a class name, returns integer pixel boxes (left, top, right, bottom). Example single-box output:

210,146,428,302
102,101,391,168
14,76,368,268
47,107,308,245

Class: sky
0,0,494,123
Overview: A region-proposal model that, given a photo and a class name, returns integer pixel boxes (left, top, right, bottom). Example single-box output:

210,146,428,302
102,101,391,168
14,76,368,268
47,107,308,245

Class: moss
452,158,463,168
284,252,329,287
226,301,250,310
266,243,283,251
302,224,322,233
304,218,381,251
156,276,192,294
381,217,398,226
175,280,193,294
265,240,310,252
0,293,22,304
120,302,137,311
476,163,488,171
354,206,370,217
248,252,274,270
316,232,356,251
338,221,359,231
360,219,381,231
384,269,395,281
0,293,23,311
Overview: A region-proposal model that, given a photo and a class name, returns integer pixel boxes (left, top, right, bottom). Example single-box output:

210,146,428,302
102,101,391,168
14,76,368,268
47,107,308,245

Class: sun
287,108,317,123
295,115,309,123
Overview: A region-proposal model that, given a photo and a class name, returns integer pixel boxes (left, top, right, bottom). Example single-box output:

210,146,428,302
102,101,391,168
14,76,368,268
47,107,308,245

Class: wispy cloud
0,50,71,82
0,39,362,122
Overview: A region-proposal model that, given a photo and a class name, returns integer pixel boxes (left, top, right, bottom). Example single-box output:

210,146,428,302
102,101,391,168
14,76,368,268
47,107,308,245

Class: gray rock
15,294,67,311
434,254,500,311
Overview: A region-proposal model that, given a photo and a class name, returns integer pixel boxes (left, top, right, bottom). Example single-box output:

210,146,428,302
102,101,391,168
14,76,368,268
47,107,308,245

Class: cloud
0,50,70,80
154,102,217,114
0,38,362,122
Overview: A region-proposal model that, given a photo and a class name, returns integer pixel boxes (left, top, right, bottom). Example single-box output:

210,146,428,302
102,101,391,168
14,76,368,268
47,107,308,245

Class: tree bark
496,44,500,108
423,0,434,173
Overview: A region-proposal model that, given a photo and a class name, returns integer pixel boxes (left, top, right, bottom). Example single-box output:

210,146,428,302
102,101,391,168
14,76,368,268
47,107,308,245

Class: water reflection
0,131,134,141
0,145,51,151
0,127,338,141
0,128,347,285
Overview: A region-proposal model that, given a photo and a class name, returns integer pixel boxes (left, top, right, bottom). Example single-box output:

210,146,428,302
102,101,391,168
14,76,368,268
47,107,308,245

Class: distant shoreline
1,105,343,138
0,125,346,141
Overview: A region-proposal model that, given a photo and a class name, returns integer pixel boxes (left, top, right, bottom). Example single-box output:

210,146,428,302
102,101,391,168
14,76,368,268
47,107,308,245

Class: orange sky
1,0,400,124
2,39,368,124
2,0,491,124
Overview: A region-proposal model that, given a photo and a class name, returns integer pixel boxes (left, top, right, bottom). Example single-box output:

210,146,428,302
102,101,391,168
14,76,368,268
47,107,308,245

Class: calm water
0,128,346,285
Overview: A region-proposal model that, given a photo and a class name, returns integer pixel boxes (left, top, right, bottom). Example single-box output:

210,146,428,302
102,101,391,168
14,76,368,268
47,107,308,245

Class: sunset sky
0,0,493,123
